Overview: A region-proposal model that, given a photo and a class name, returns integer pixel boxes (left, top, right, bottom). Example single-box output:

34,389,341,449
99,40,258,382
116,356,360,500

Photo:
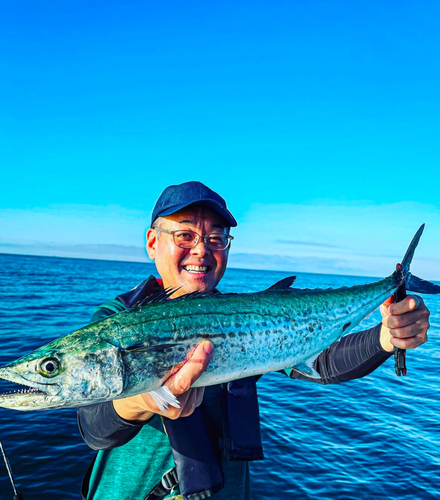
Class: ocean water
0,253,439,500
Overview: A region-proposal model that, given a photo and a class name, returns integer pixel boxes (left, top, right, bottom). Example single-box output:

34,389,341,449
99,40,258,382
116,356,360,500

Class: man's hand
379,295,430,352
113,340,214,422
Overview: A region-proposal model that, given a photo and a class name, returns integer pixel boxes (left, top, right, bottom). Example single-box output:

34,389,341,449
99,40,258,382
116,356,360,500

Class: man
78,181,430,500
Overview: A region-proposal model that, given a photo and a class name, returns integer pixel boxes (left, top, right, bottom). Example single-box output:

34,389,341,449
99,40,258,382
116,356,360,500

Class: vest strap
81,452,97,500
163,405,224,500
222,379,264,461
144,468,179,500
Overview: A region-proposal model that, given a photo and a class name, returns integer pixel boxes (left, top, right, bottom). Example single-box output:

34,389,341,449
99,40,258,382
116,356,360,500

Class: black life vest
117,277,264,500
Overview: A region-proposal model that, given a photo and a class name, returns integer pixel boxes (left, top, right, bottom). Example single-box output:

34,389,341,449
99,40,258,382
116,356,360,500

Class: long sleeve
289,324,393,385
78,401,147,450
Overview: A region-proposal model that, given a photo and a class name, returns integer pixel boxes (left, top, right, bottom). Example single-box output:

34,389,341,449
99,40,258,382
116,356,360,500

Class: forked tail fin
394,224,440,377
407,274,440,294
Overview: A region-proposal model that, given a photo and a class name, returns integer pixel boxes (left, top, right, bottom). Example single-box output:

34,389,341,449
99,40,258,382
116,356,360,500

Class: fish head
0,339,124,411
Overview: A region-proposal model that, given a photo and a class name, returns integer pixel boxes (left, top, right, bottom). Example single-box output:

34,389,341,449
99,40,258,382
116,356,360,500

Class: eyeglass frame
152,227,234,251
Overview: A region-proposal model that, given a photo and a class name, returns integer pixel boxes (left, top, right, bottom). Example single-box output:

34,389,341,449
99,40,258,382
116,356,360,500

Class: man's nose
190,237,210,256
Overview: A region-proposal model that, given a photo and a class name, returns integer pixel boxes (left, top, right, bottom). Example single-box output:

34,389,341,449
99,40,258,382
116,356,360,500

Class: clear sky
1,1,440,279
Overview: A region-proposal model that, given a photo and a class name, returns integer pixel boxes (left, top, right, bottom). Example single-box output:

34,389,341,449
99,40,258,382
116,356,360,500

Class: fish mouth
0,367,61,410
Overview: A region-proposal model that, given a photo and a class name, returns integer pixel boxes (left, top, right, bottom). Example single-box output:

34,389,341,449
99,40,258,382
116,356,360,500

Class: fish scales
82,275,397,397
0,278,398,410
2,225,440,411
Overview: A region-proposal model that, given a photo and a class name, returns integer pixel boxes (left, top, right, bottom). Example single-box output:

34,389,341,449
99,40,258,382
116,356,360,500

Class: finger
380,295,394,319
389,295,422,315
179,388,199,418
388,318,430,340
390,331,428,350
165,386,206,419
140,387,188,414
169,340,214,395
385,308,429,329
140,386,194,419
382,295,394,307
136,341,213,418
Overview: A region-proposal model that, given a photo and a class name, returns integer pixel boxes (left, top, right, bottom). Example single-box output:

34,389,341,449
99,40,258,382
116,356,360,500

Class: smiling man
148,206,231,297
78,181,430,500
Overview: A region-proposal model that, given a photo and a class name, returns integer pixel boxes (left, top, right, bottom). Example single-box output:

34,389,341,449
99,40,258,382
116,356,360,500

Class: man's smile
183,265,210,274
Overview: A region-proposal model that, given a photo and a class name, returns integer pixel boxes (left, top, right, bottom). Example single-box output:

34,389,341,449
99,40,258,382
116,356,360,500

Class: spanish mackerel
0,225,439,411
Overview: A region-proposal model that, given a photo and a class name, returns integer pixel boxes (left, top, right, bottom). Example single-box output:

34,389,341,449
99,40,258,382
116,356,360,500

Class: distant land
0,242,385,277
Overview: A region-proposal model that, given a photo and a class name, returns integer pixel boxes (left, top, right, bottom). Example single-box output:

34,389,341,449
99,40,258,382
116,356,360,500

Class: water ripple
0,254,439,499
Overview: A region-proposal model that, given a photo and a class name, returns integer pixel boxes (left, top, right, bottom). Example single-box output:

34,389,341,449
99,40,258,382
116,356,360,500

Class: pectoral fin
290,357,320,379
148,386,181,412
121,343,183,354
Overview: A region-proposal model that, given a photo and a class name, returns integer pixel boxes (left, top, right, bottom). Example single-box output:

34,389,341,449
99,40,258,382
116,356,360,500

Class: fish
0,224,439,412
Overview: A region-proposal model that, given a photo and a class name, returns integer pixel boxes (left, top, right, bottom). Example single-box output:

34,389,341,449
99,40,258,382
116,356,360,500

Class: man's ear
146,228,157,260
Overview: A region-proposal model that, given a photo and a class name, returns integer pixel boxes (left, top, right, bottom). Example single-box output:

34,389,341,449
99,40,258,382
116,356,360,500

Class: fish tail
400,224,425,274
393,224,440,377
397,224,440,294
406,274,440,294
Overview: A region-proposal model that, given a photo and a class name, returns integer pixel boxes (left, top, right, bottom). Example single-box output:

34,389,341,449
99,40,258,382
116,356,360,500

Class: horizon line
0,250,382,281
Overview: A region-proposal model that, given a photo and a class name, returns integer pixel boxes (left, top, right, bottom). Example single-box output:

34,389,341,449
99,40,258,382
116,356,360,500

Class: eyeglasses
153,227,234,251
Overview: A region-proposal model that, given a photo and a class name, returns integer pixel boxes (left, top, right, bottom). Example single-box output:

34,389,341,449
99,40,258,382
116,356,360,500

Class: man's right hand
113,340,214,422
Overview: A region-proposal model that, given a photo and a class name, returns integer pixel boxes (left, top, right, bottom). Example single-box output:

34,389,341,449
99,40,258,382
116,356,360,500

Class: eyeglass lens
174,231,229,250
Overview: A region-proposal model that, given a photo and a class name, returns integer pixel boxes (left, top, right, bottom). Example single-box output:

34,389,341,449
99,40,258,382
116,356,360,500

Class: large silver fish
0,225,439,411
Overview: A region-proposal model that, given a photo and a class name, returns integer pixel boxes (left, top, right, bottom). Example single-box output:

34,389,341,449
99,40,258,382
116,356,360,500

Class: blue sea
0,253,439,500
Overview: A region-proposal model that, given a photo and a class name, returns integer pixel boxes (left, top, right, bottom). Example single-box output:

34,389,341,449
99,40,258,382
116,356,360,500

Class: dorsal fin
132,287,218,309
131,286,181,308
266,276,297,291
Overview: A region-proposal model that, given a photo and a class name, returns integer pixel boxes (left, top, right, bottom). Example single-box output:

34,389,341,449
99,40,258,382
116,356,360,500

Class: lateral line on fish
2,225,439,411
115,288,397,335
115,311,279,333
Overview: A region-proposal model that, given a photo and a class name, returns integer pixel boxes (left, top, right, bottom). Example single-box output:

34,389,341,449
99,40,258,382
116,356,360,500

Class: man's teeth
184,265,208,273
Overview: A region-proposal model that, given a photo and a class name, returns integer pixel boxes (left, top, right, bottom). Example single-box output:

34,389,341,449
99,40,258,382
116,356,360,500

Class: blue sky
1,1,439,278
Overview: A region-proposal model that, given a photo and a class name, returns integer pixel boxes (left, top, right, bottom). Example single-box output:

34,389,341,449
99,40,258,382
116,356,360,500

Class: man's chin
180,272,215,293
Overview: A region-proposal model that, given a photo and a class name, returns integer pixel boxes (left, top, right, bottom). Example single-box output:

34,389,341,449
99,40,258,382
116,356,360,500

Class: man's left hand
380,295,430,352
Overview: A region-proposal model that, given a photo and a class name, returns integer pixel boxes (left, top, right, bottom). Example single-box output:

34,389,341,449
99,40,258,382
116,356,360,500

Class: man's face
146,206,230,297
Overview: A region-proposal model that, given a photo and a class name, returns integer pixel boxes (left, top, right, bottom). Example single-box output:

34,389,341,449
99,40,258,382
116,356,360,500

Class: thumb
380,295,394,319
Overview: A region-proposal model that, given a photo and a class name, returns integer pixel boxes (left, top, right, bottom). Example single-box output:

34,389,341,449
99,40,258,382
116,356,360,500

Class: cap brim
157,199,237,227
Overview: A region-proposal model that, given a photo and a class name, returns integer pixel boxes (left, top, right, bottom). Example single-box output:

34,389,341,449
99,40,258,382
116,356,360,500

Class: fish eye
38,357,61,378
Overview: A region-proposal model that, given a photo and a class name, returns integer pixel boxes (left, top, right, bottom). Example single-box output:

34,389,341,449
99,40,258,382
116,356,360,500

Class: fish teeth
0,387,43,396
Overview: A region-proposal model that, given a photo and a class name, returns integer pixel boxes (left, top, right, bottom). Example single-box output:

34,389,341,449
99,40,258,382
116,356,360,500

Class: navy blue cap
151,181,237,227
